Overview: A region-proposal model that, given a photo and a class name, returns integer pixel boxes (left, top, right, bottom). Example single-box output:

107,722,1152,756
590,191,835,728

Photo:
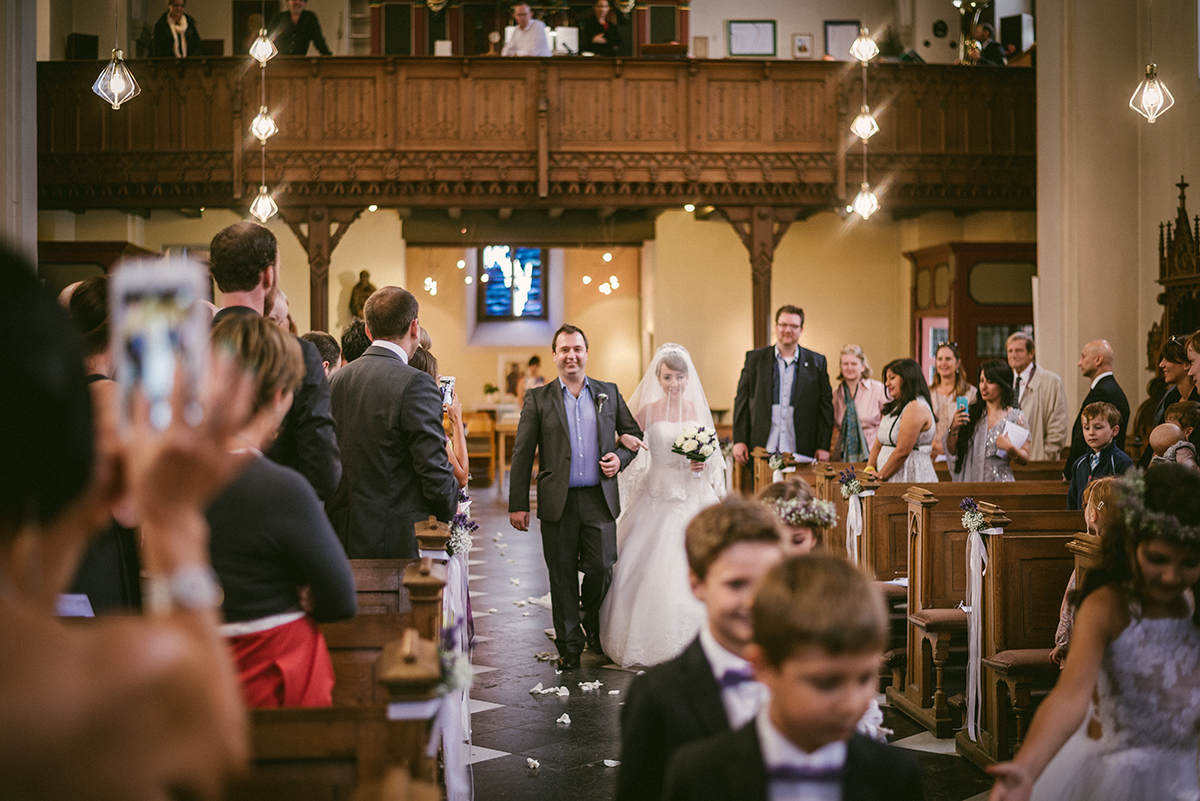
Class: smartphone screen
439,376,456,406
956,396,969,414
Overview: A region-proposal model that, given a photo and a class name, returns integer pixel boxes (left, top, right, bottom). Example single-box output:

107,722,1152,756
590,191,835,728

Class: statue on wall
349,270,375,319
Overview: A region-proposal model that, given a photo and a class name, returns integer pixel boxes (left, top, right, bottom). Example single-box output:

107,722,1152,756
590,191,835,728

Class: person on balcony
151,0,202,58
581,0,622,57
270,0,332,56
502,2,552,57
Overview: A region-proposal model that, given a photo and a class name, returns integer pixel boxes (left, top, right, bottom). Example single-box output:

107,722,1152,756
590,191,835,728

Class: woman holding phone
929,341,977,460
409,347,469,488
946,360,1031,482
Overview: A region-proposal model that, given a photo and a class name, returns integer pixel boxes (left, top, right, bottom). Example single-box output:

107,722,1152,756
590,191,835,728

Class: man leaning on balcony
502,2,552,57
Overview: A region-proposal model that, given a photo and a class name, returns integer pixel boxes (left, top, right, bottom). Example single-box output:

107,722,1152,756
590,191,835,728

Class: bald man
1064,339,1130,478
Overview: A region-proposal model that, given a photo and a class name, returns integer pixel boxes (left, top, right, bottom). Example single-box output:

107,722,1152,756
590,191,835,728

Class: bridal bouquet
672,425,718,463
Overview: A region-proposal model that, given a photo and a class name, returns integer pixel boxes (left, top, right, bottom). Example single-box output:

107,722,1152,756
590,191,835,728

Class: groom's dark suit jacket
508,376,640,522
733,345,834,458
326,343,458,558
664,724,925,801
616,637,729,801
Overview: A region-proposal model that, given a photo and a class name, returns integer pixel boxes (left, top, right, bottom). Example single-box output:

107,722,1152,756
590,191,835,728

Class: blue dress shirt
563,380,601,487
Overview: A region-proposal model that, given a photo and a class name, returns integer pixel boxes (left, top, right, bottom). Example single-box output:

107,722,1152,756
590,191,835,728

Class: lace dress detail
877,398,938,483
1031,600,1200,801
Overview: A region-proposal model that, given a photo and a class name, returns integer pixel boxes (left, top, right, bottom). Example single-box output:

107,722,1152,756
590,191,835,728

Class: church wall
687,0,893,60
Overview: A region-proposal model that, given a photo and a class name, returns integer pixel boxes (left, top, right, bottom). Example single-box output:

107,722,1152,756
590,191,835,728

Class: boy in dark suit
1063,339,1130,478
615,497,784,801
1067,402,1134,510
664,553,924,801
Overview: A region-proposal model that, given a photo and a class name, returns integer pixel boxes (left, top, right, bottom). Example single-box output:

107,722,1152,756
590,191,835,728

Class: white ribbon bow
844,490,875,566
961,526,1001,741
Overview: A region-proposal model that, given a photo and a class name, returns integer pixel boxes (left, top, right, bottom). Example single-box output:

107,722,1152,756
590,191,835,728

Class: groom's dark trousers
509,376,641,658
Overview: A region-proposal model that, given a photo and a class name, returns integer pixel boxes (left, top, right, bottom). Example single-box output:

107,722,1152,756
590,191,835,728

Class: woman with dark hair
867,358,937,482
946,359,1030,481
409,346,469,488
1138,335,1199,468
580,0,622,56
929,342,977,460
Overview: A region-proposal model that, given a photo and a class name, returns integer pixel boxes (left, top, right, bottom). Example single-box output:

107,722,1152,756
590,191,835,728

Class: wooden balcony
38,57,1034,215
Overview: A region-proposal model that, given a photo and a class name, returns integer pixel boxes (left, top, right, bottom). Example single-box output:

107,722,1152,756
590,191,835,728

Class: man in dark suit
209,222,341,500
1064,339,1131,478
971,22,1007,65
731,305,834,471
326,286,458,558
508,324,641,670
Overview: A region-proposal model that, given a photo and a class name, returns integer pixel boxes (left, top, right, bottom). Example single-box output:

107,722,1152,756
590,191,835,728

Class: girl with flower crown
989,465,1200,801
756,478,836,556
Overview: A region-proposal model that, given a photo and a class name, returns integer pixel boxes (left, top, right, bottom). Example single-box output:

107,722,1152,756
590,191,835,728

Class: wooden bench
748,447,817,496
808,462,863,554
956,507,1081,769
934,460,1068,482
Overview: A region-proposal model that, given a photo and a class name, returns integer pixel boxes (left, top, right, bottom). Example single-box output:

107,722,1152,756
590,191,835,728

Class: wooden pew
808,462,864,554
957,507,1082,769
934,460,1067,482
749,446,818,496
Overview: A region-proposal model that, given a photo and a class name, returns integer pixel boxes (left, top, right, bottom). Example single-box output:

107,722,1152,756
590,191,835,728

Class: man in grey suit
509,324,642,669
327,286,459,558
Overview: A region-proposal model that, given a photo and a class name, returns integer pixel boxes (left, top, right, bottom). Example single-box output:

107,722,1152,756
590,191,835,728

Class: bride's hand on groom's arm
618,433,644,452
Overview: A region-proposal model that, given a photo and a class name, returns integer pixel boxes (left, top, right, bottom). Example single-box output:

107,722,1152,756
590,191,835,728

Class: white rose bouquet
672,425,718,478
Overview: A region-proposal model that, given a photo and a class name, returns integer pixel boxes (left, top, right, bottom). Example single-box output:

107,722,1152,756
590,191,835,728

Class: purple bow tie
767,764,844,783
717,668,756,689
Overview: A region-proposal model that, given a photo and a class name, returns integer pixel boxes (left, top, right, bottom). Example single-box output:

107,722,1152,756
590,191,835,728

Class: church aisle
463,486,994,801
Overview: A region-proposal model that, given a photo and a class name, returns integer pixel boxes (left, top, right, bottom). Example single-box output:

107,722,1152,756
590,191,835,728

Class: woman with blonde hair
831,344,888,462
929,341,977,459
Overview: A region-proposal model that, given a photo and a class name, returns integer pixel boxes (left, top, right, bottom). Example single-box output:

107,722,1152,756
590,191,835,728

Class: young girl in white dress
989,465,1200,801
598,344,725,668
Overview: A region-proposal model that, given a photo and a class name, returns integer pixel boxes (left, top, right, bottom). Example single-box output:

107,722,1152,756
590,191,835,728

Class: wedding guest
1050,477,1120,666
616,497,784,801
516,354,546,408
1066,402,1133,511
1138,335,1199,468
867,358,937,482
501,2,552,57
1148,422,1197,469
929,341,976,460
581,0,622,56
301,330,342,378
663,554,923,801
1008,332,1069,461
757,479,820,555
207,314,356,707
946,359,1030,482
1063,340,1130,479
0,245,250,798
266,290,290,330
1162,402,1200,467
409,346,469,488
269,0,332,55
830,344,888,463
151,0,202,58
341,317,370,363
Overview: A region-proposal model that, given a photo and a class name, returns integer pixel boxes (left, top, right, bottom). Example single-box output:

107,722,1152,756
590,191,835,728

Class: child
616,496,784,801
989,465,1200,801
662,553,924,801
1067,401,1133,510
1049,477,1120,666
1164,400,1200,441
757,478,837,555
1149,422,1197,469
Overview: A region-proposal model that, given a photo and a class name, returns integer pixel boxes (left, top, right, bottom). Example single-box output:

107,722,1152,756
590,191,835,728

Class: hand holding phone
438,376,456,407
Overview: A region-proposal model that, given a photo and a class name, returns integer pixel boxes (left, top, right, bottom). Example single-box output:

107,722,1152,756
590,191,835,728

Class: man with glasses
732,305,834,475
1006,331,1069,461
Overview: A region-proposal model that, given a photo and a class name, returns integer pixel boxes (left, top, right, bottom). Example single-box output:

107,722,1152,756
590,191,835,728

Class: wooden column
718,206,799,349
281,206,363,333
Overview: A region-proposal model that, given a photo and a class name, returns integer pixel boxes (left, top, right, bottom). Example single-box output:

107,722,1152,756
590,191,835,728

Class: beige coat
1018,364,1069,461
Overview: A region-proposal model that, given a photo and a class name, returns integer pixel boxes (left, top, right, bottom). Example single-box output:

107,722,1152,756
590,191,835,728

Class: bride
599,343,725,667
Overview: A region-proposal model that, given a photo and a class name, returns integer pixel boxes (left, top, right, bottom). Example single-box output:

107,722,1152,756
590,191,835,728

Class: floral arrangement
768,452,789,471
439,618,475,694
774,497,838,529
960,497,986,534
672,425,718,462
839,467,864,499
447,511,479,557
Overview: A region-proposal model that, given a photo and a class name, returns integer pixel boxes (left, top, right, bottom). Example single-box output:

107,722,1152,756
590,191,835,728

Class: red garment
227,615,336,707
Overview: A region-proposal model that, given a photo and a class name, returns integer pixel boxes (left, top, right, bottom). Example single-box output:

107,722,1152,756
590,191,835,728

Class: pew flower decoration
960,497,986,535
774,497,838,529
768,451,789,471
839,467,864,499
447,511,479,557
672,426,718,462
439,619,475,694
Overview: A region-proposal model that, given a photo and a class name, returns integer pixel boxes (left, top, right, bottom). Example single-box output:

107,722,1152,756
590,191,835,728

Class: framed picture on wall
823,20,861,61
726,20,776,57
792,33,815,59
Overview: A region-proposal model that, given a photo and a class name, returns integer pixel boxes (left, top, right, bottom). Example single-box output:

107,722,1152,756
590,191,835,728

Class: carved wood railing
38,57,1035,214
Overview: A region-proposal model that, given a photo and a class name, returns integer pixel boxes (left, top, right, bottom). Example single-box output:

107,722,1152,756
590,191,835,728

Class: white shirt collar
1091,371,1113,389
698,625,751,681
755,705,848,771
372,338,409,365
1017,362,1035,386
774,345,799,365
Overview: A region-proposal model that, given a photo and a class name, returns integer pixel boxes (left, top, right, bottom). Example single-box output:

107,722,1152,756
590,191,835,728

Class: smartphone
109,255,211,432
439,376,456,406
955,395,970,415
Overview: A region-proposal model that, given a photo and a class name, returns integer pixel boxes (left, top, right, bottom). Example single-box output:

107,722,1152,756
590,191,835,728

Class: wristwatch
144,565,224,615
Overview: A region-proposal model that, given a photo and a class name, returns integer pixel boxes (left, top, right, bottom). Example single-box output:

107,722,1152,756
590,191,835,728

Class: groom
509,324,642,669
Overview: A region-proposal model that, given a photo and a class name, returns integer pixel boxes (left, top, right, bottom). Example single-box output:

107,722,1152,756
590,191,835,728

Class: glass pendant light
852,182,880,220
1130,64,1174,123
249,185,278,222
250,29,277,65
849,27,879,64
250,106,278,142
850,105,879,141
93,49,141,109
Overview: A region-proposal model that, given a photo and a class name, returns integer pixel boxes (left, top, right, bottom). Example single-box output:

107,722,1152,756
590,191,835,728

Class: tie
767,764,844,783
1014,376,1021,403
1090,452,1101,470
717,668,755,689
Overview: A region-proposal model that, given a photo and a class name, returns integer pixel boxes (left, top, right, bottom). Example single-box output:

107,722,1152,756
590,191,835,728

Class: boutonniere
596,393,609,414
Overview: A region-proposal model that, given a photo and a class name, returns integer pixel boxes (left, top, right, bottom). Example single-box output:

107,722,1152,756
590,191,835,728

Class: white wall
687,0,893,60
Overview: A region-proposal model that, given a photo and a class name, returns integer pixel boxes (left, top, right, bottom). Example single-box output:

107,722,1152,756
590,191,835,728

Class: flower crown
772,497,838,529
1116,470,1200,545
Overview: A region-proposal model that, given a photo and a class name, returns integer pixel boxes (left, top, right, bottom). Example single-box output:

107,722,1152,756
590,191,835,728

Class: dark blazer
151,12,202,58
615,637,729,801
1064,375,1130,479
326,343,458,558
508,376,641,523
733,345,834,458
213,306,341,500
580,15,622,56
269,9,332,55
663,723,925,801
1068,440,1134,510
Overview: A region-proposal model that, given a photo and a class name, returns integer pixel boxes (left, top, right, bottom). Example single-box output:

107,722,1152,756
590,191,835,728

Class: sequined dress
946,407,1028,482
1030,598,1200,801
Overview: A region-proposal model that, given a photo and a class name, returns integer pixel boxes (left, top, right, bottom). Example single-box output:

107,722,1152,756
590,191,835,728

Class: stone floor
461,484,995,801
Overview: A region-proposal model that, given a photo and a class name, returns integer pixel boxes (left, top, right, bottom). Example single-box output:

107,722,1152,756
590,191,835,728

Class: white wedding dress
599,418,722,667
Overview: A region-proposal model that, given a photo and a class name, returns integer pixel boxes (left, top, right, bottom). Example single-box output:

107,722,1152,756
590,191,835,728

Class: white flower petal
527,758,540,769
604,759,621,768
529,682,544,694
557,713,571,725
608,690,620,696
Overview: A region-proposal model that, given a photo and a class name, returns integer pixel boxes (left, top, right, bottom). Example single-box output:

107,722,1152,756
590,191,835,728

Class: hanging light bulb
250,106,278,142
683,204,695,213
92,50,141,110
602,252,613,262
849,27,879,64
1130,64,1174,123
850,105,879,141
851,182,880,220
250,29,277,65
249,185,278,222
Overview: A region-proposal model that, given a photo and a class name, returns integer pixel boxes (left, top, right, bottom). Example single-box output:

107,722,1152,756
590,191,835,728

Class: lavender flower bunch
839,467,864,499
960,497,985,534
447,511,479,557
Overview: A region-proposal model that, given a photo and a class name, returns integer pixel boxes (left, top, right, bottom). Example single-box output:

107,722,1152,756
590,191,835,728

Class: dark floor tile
471,726,566,755
912,751,993,800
